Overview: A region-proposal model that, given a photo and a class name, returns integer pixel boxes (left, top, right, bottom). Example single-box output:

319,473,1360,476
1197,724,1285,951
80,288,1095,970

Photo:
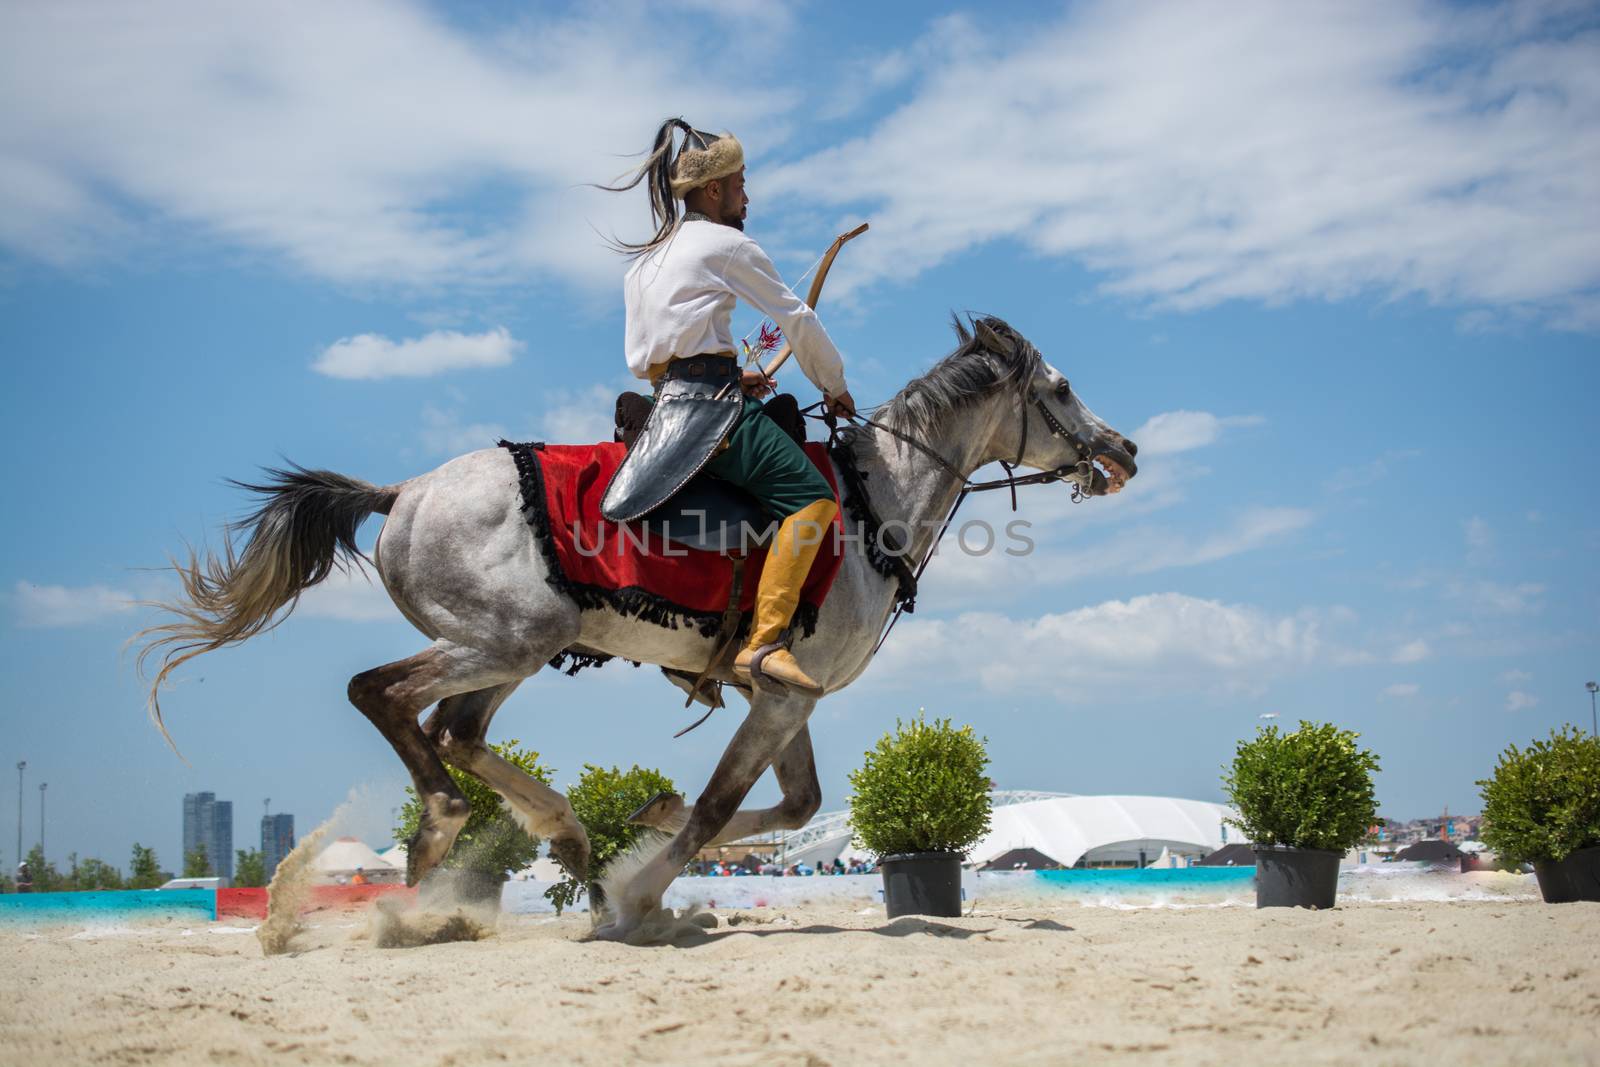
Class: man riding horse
134,115,1140,938
601,118,856,695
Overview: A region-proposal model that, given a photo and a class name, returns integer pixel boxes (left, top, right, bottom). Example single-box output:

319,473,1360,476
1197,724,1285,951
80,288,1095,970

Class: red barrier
217,884,416,919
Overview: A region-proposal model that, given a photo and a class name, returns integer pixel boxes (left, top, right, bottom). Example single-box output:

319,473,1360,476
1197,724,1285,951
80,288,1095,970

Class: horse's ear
974,319,1014,356
950,312,972,346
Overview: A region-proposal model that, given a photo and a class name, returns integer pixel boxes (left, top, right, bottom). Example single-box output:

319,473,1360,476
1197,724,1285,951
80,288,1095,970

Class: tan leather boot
733,498,837,693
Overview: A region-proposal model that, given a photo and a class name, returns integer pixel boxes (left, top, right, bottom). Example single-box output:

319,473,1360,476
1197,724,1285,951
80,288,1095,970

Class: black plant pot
417,867,507,913
880,851,963,918
1254,845,1342,909
1532,844,1600,904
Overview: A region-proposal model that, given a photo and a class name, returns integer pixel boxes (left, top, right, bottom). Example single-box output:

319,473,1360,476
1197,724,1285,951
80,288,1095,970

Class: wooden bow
761,222,869,378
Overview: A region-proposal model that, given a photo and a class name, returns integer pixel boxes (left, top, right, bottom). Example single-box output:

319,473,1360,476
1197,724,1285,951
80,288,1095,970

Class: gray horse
136,315,1136,941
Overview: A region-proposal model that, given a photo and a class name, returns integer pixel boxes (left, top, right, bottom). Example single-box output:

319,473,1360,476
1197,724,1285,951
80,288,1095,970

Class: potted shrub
545,763,676,916
848,716,992,918
1222,720,1380,909
395,739,552,911
1478,727,1600,903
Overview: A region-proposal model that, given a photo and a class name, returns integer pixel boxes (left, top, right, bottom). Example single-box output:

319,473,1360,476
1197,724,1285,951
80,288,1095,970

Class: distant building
261,812,295,879
181,792,234,880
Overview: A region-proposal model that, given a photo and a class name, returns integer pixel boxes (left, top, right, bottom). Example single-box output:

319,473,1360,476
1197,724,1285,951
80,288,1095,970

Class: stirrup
732,642,782,682
734,643,822,693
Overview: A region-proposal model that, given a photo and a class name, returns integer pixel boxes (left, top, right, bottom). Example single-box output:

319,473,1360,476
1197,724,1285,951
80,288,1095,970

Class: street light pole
1587,681,1598,736
15,761,24,869
38,783,47,860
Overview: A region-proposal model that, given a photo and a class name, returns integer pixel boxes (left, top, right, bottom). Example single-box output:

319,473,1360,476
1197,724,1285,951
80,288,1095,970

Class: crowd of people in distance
689,857,874,877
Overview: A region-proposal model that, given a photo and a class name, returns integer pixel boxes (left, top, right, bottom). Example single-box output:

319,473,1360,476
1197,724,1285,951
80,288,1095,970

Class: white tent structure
314,837,402,884
511,856,566,882
765,793,1237,869
968,795,1236,867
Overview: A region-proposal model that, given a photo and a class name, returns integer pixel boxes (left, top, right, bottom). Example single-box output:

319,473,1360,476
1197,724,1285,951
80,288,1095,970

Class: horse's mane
875,314,1039,442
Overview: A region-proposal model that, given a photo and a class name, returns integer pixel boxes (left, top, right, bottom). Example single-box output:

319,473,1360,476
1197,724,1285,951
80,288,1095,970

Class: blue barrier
1036,867,1256,889
0,888,216,923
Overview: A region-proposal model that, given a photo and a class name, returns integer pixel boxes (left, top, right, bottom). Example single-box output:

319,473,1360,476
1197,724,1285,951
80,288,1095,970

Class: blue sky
2,0,1597,872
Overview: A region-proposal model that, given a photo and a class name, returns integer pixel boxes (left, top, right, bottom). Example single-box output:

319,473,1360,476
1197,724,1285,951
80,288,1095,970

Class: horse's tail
134,463,400,753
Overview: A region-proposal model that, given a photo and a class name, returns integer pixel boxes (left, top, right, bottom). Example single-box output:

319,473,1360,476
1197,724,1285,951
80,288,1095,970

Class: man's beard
719,209,744,231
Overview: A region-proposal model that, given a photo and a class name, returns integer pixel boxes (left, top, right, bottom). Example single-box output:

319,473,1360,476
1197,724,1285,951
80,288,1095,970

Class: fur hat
670,131,744,198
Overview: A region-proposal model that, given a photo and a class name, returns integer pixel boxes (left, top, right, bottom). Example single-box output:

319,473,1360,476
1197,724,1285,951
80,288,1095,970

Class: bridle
749,224,1106,657
802,341,1101,654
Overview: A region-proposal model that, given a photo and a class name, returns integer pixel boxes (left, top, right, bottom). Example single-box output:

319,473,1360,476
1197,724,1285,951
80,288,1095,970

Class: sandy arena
3,899,1597,1066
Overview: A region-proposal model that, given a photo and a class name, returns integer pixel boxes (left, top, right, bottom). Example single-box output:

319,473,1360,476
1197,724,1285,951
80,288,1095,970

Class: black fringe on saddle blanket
498,439,821,675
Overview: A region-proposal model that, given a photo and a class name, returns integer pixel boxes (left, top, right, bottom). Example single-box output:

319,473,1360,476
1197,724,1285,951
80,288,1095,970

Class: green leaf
846,715,993,856
1220,720,1380,852
1477,726,1600,863
543,763,676,915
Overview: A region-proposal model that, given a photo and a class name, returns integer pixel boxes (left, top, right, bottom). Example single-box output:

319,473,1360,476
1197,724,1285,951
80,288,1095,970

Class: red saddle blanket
503,441,844,637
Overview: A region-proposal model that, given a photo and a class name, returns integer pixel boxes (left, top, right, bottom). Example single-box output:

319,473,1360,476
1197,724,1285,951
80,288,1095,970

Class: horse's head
966,317,1138,497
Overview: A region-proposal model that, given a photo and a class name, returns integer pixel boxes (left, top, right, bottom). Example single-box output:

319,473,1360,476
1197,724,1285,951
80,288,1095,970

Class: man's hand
741,369,776,398
824,390,856,419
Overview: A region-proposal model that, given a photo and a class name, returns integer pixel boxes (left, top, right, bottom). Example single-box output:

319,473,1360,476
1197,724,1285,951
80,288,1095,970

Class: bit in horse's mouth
1092,455,1129,494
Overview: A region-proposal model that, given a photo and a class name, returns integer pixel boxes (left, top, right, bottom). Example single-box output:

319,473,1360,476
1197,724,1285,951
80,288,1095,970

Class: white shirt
623,219,848,397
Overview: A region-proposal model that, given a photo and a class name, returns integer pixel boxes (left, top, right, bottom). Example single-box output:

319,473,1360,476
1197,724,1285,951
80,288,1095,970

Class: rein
801,354,1097,655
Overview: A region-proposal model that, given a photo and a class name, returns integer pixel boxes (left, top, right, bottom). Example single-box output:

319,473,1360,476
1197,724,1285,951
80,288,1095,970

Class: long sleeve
724,240,848,397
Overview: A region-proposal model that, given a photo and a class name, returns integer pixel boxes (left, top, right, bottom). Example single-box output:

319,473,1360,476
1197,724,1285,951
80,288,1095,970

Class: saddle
611,387,810,554
606,385,821,712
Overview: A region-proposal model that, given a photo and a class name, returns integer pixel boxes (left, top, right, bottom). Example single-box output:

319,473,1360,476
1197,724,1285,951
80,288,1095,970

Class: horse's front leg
594,691,817,941
629,725,821,845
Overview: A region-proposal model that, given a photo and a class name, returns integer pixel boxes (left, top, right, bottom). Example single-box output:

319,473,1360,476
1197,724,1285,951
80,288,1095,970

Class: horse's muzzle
1088,445,1137,495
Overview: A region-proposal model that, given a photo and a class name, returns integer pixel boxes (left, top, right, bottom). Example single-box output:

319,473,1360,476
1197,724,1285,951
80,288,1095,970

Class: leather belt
658,353,738,384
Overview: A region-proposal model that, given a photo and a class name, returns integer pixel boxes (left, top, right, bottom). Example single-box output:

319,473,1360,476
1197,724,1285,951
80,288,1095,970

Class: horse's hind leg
630,725,822,846
598,689,817,940
423,683,591,882
348,640,543,885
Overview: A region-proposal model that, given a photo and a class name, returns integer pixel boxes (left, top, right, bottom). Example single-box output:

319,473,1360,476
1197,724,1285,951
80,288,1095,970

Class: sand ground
3,899,1597,1066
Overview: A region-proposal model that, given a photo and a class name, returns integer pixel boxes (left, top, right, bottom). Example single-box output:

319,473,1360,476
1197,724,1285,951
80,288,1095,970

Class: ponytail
596,118,717,257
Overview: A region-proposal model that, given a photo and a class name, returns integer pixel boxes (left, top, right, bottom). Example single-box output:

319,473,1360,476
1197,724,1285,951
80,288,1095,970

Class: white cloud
1324,449,1422,494
1128,410,1263,457
1111,507,1314,577
1448,578,1545,615
1464,516,1493,559
1505,690,1539,712
867,592,1319,696
420,405,509,457
0,2,788,288
939,409,1286,535
298,567,397,622
10,580,136,627
417,382,623,458
314,327,521,380
767,2,1600,328
1391,640,1431,665
1381,683,1421,699
537,385,623,445
1500,668,1532,683
918,505,1312,604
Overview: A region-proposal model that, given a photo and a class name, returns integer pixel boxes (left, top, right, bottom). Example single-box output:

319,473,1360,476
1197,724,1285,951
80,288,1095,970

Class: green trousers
703,397,834,520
